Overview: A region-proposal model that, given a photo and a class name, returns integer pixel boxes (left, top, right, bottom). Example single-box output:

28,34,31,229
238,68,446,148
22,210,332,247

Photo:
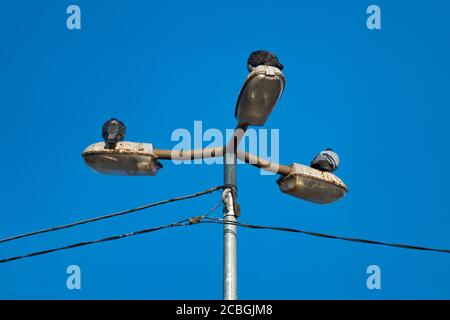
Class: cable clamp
188,216,203,225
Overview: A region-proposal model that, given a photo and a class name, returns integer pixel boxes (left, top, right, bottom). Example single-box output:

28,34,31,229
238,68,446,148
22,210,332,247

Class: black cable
0,203,222,264
0,221,188,264
2,207,449,264
0,185,226,244
203,218,450,254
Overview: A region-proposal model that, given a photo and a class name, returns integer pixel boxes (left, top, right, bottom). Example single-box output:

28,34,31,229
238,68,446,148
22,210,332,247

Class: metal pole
223,148,237,300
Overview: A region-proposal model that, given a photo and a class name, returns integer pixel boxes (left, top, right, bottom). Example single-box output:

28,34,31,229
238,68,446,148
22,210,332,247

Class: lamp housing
82,141,162,176
235,65,285,126
277,163,347,204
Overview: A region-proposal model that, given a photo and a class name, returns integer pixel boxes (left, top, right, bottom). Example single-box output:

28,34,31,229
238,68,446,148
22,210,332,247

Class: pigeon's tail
310,161,329,171
310,162,320,170
104,141,117,150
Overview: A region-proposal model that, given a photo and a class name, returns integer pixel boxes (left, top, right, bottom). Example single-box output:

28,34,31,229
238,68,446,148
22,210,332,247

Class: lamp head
82,141,162,176
277,163,347,204
235,65,285,126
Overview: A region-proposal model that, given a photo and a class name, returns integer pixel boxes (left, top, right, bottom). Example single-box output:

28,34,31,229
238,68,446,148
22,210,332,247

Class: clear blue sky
1,0,450,299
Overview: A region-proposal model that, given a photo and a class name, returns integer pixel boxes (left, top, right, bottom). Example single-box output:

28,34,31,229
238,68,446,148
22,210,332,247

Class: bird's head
247,50,284,72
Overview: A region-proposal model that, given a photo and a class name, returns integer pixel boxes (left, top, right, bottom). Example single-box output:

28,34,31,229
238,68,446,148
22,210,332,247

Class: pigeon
102,118,126,149
247,50,284,72
310,148,340,173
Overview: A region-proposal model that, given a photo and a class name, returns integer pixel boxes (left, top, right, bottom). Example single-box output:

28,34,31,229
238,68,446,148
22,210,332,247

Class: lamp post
82,63,348,300
223,149,237,300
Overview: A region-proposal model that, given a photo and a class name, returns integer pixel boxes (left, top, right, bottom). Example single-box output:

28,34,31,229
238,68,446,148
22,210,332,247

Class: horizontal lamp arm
153,124,292,175
153,146,292,175
236,150,291,176
153,125,248,161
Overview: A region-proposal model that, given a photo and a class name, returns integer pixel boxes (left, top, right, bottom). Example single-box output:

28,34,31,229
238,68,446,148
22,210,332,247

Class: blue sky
1,0,450,299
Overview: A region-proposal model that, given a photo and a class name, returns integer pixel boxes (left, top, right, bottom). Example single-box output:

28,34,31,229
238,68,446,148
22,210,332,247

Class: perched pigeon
102,118,126,149
247,50,284,72
310,148,340,173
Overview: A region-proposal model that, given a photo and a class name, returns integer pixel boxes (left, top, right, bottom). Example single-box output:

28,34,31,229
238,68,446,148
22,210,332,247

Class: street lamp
234,151,348,204
83,141,162,176
82,51,348,300
235,65,285,126
276,163,347,204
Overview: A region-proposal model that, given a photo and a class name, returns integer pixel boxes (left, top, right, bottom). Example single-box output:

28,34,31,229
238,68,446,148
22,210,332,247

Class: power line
1,211,449,264
0,220,188,264
0,185,226,244
0,203,221,264
203,217,450,254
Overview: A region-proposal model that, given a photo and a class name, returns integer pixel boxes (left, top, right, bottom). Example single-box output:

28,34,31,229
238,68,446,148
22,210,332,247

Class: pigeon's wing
310,152,322,165
326,150,339,168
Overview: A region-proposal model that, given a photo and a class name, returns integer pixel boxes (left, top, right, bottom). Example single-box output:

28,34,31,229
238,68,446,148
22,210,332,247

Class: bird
102,118,126,149
310,148,340,173
247,50,284,72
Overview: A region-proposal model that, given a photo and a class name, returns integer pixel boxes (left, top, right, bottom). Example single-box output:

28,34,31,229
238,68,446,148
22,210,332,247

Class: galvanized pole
223,147,237,300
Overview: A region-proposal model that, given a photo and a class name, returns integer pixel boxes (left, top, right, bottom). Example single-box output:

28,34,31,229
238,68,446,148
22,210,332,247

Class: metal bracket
222,187,240,218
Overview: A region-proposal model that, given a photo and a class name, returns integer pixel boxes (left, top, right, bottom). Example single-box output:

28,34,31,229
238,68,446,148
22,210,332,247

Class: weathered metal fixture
276,163,348,204
82,141,162,176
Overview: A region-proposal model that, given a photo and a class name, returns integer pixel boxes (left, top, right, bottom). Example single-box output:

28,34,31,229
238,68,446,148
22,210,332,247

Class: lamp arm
152,124,292,176
153,125,248,161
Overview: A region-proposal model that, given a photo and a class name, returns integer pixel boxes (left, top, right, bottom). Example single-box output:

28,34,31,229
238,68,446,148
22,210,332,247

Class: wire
203,217,450,254
0,221,187,264
1,203,449,264
0,185,226,244
0,204,222,264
